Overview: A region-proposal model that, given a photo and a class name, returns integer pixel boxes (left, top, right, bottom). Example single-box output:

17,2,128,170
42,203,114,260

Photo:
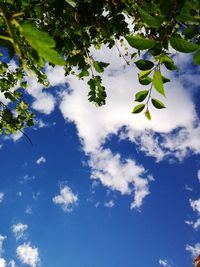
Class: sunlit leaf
126,35,156,50
153,70,165,96
139,8,164,28
170,37,199,53
132,103,145,113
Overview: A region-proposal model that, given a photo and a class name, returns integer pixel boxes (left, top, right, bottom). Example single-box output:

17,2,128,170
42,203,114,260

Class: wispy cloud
12,223,28,241
104,200,115,208
16,243,40,267
0,193,4,203
197,170,200,183
52,185,78,212
159,259,174,267
186,243,200,257
0,235,6,256
36,156,46,165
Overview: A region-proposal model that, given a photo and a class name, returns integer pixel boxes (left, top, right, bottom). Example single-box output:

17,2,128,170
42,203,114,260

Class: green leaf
153,70,165,96
135,59,154,70
145,110,152,120
139,76,152,85
163,61,177,70
138,70,152,79
170,37,199,53
65,0,76,7
135,90,149,102
132,104,145,114
151,98,166,109
126,35,156,50
138,8,164,28
93,61,109,73
193,50,200,65
22,23,65,65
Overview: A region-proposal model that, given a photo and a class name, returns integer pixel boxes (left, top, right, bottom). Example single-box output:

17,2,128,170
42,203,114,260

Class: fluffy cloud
0,258,6,267
12,223,28,241
36,156,46,165
186,243,200,257
25,64,66,115
0,235,6,256
89,148,151,209
0,193,4,203
16,243,40,267
52,186,78,212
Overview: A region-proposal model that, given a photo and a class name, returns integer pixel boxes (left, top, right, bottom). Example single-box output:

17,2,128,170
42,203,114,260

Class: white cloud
186,243,200,257
25,206,33,215
0,235,6,256
36,156,46,165
159,259,173,267
21,175,35,183
0,193,4,203
104,200,115,208
187,199,200,230
0,258,6,267
197,170,200,183
12,223,28,241
25,64,67,115
52,186,78,212
190,199,200,214
89,148,151,209
16,243,40,267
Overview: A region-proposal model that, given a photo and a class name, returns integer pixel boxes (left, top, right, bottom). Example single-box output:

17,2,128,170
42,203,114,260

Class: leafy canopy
0,0,199,139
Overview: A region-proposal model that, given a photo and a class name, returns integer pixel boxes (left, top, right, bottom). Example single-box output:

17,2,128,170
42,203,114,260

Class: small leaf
132,104,145,114
126,35,156,50
193,50,200,65
138,70,152,79
139,8,164,28
164,61,177,70
135,90,149,102
153,70,165,96
170,37,199,53
93,61,109,73
151,98,166,109
135,59,154,70
145,110,152,120
139,76,152,85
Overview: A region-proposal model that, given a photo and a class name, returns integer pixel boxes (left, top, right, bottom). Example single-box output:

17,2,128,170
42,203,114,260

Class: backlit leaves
132,104,145,114
170,37,199,53
126,35,156,50
21,23,65,65
153,70,165,96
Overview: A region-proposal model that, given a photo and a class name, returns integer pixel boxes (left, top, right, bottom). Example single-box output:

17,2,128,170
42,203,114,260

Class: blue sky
0,45,200,267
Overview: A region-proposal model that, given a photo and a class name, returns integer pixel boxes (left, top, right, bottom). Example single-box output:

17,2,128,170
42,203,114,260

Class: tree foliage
0,0,199,137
